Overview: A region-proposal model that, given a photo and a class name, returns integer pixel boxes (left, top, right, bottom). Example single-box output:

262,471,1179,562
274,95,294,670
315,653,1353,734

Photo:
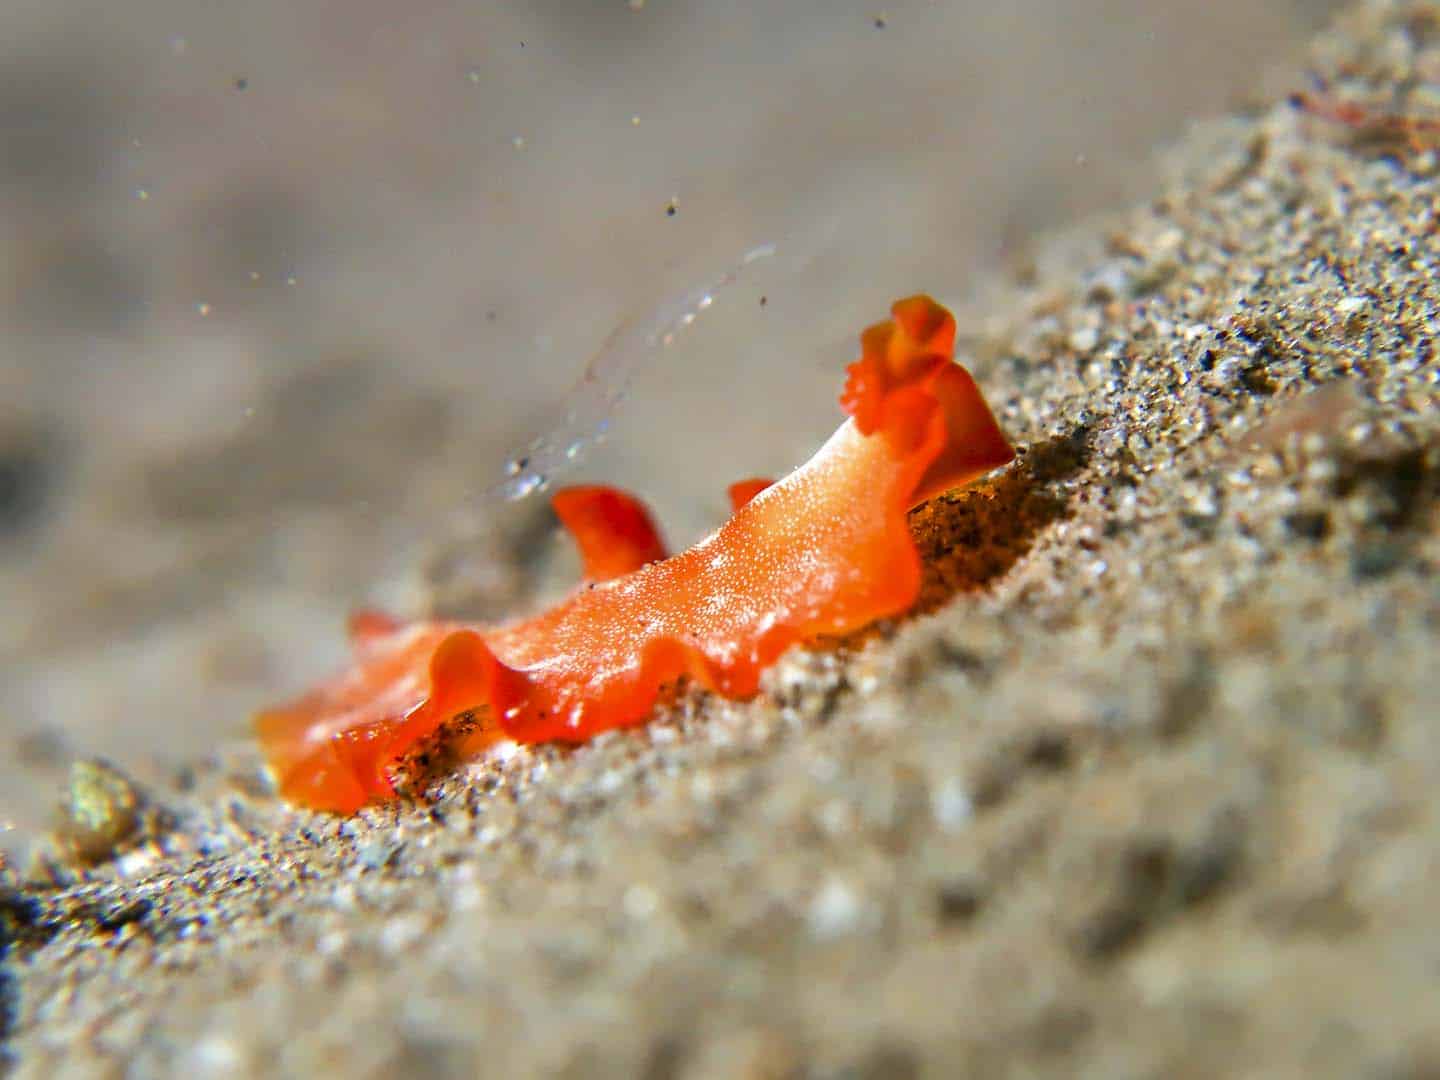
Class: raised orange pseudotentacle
726,478,774,513
551,485,668,582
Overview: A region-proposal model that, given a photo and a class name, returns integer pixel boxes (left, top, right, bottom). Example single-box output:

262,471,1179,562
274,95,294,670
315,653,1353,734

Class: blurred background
0,0,1341,847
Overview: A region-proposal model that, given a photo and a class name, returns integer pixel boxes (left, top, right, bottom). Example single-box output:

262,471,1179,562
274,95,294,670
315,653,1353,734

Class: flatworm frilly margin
257,295,1016,812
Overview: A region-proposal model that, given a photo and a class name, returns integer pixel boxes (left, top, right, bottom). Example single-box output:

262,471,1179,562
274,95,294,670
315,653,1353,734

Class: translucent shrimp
488,242,778,502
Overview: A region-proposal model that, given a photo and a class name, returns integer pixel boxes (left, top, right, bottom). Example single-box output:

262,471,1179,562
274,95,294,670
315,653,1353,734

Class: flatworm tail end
256,624,527,813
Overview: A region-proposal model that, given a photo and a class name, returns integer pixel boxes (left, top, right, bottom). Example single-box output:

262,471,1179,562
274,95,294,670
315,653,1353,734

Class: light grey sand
4,1,1440,1076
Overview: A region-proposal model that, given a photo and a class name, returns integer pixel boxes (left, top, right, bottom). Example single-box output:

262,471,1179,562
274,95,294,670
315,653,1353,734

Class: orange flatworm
257,295,1015,812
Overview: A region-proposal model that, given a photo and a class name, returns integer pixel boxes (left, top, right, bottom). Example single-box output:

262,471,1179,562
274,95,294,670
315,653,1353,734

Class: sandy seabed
4,2,1440,1077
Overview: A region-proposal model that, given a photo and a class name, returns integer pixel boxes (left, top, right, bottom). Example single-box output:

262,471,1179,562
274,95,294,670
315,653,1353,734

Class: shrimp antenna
487,242,777,502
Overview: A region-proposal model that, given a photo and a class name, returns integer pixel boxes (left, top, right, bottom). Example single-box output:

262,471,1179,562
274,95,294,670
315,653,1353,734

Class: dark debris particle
1071,813,1246,962
233,76,248,91
872,15,888,29
1337,444,1432,529
935,878,983,924
933,639,992,681
1025,730,1072,771
96,896,152,933
1157,650,1216,739
1283,509,1331,540
0,425,56,536
1075,907,1144,960
1028,1004,1095,1057
0,896,18,1056
967,731,1076,811
853,1042,918,1080
641,1035,687,1080
664,201,678,217
1179,511,1220,538
1239,364,1279,395
1351,540,1406,579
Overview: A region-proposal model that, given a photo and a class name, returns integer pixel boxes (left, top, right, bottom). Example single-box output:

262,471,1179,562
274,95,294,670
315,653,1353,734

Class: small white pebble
817,799,852,836
378,914,428,955
808,878,862,940
623,883,659,920
931,778,973,831
188,1035,246,1075
450,880,485,913
113,848,158,878
330,884,358,912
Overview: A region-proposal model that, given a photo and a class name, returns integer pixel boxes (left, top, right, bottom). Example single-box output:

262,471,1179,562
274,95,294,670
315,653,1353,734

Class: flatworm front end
257,295,1014,812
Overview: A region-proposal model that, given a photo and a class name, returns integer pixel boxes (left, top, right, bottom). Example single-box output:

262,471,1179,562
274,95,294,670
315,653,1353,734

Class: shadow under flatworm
909,426,1091,614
